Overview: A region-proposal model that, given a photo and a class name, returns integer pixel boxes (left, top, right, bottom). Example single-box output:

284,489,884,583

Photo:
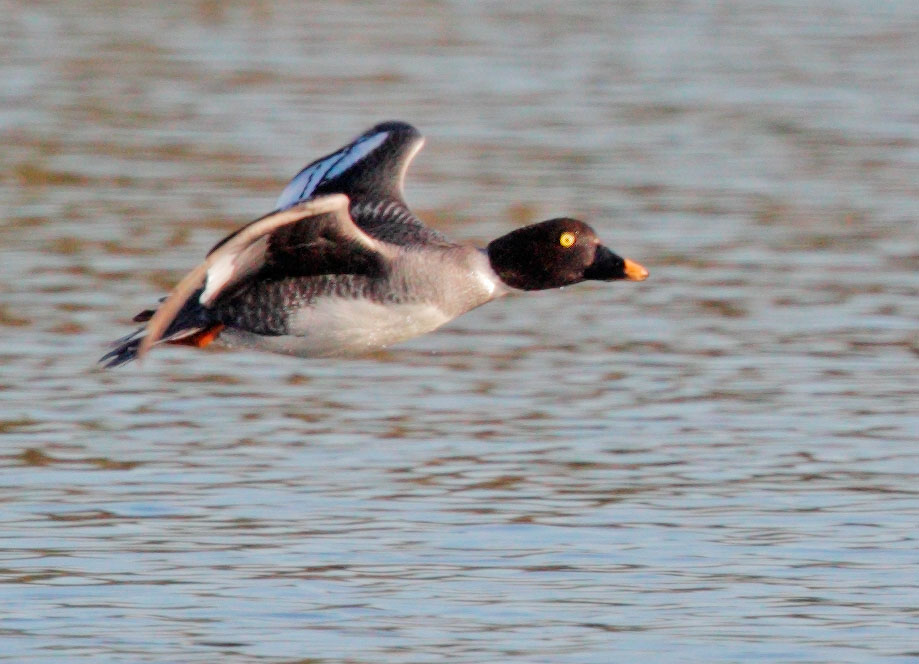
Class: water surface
2,1,918,662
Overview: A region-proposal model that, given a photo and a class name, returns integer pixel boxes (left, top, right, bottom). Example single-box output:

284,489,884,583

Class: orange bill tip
623,258,649,282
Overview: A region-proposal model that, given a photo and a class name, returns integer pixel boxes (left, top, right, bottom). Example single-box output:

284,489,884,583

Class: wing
275,121,424,210
137,194,392,360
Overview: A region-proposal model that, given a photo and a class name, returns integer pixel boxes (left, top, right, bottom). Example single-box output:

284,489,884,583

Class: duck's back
349,196,452,247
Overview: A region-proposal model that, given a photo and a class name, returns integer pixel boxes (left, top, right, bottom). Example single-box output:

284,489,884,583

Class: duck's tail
99,329,146,368
99,298,221,368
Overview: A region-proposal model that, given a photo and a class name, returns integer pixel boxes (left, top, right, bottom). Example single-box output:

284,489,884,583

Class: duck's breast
217,246,505,358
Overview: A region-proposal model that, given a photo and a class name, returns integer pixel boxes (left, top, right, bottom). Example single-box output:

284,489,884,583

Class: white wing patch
200,237,268,305
276,131,389,209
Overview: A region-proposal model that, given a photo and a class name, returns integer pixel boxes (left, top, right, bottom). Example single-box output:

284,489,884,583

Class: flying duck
101,121,648,367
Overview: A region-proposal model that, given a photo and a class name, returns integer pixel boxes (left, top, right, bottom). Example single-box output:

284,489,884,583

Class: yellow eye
559,231,577,248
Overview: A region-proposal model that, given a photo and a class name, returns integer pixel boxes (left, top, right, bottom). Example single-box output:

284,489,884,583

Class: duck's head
486,218,648,291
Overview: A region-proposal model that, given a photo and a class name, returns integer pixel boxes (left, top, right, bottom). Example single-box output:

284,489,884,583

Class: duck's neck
486,234,545,291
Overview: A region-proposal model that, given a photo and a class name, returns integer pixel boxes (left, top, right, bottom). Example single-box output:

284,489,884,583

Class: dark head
486,218,648,291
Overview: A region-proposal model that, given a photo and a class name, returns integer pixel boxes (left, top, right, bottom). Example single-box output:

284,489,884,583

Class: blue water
2,1,918,662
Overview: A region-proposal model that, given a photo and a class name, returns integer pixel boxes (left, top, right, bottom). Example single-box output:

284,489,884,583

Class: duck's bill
584,246,649,282
622,258,649,281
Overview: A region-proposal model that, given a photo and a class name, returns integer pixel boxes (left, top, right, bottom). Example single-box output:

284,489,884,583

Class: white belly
219,298,452,358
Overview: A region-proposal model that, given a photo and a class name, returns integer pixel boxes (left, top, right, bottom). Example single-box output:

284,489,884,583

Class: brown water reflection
2,1,918,662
